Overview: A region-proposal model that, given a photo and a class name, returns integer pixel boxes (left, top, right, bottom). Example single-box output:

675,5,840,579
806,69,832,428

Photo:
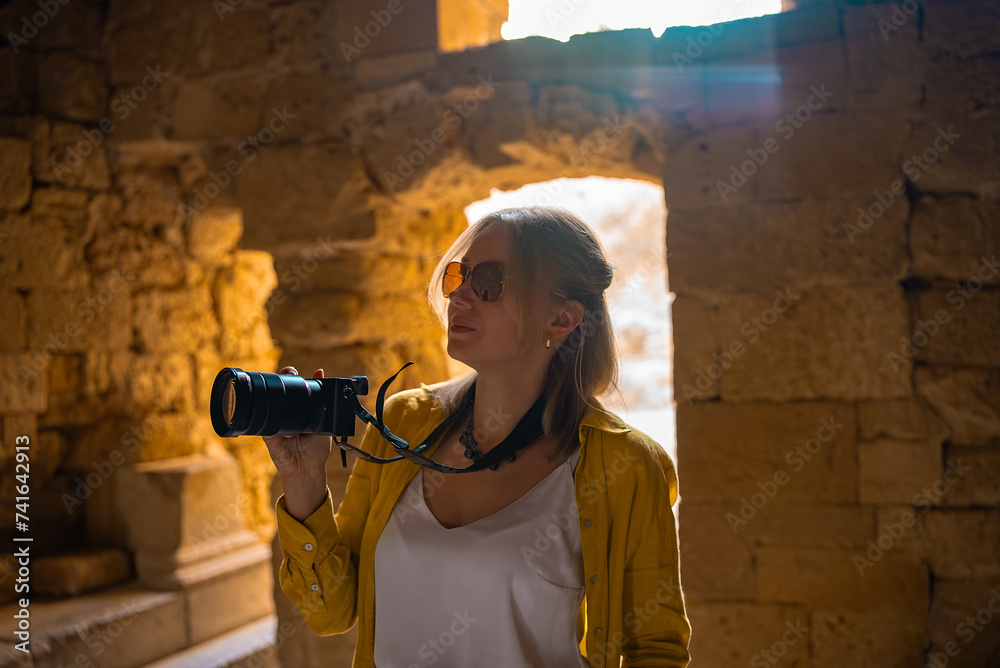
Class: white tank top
373,449,586,668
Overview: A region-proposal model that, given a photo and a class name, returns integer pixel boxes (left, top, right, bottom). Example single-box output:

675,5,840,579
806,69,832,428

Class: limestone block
0,354,46,412
269,1,341,65
758,113,909,201
214,250,278,359
666,198,907,290
133,286,219,353
204,9,269,72
718,286,911,401
2,213,89,289
842,3,924,112
703,40,844,127
677,402,856,504
263,67,353,143
693,503,875,549
106,15,171,86
0,414,37,460
34,548,131,597
187,559,274,644
187,206,243,265
858,397,951,443
32,119,111,190
174,75,265,140
274,248,430,298
928,578,1000,666
912,510,1000,579
687,602,810,668
666,295,719,403
269,290,436,351
678,503,755,601
116,452,243,555
0,292,26,351
2,584,187,668
756,547,929,610
128,352,196,414
87,226,187,290
911,197,1000,282
31,187,90,225
923,0,1000,58
916,289,1000,367
37,52,108,123
662,125,756,208
916,367,1000,447
26,286,131,352
859,439,943,505
334,0,437,60
901,116,999,196
924,53,1000,117
0,137,31,212
29,0,105,54
810,608,926,668
237,147,375,247
354,50,439,90
942,446,1000,507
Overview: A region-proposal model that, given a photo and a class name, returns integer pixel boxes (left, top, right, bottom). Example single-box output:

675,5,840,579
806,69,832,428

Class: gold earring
545,335,551,349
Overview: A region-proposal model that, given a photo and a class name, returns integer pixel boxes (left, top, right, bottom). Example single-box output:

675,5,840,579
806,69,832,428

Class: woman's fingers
312,368,324,379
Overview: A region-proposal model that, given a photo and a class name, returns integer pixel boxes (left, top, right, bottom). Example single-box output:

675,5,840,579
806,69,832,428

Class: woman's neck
470,368,547,454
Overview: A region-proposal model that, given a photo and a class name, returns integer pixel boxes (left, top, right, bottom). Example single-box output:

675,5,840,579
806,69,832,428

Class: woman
266,207,690,667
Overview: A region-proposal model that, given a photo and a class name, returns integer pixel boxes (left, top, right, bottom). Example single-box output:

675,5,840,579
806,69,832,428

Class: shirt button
304,543,314,551
310,584,319,591
590,576,598,584
583,519,593,528
594,628,602,637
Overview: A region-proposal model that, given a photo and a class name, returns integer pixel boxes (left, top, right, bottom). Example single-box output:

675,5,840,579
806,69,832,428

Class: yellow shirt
274,384,691,667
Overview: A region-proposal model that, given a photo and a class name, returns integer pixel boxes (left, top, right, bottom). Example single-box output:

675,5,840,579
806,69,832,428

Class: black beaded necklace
458,385,545,471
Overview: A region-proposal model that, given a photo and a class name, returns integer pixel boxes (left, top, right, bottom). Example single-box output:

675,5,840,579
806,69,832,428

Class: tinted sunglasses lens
472,263,503,302
442,262,464,297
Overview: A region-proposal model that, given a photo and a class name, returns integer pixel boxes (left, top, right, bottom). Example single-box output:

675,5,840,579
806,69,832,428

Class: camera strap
338,362,546,474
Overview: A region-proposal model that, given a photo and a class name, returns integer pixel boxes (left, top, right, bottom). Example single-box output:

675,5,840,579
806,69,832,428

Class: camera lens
210,367,361,438
222,379,236,426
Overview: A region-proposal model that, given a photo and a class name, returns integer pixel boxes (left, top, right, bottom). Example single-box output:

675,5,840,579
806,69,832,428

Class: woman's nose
448,277,476,307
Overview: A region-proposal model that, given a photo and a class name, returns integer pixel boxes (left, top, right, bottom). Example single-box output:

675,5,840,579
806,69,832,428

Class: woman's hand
263,366,332,521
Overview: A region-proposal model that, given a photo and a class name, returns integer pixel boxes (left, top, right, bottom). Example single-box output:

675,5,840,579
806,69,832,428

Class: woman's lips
451,324,474,333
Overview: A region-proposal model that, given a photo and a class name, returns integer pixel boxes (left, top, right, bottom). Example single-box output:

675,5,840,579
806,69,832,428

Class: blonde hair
426,206,623,461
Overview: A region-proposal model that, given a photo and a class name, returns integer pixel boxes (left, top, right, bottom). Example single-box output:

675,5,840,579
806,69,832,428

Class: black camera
210,368,369,438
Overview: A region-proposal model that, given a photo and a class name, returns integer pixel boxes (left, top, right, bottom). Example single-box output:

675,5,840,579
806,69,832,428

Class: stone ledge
144,614,278,668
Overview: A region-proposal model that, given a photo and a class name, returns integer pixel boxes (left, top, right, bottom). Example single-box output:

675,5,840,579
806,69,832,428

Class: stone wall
1,0,998,666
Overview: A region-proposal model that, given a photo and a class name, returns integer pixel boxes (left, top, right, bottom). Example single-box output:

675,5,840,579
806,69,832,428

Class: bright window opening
502,0,784,42
459,177,675,461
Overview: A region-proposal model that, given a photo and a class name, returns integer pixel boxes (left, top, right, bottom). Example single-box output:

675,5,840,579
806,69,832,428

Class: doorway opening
454,176,675,460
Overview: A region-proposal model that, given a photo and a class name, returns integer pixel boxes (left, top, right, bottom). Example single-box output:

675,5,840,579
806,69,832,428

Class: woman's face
446,223,543,368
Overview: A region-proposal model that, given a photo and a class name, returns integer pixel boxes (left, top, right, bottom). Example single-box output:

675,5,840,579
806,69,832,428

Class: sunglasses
442,261,505,302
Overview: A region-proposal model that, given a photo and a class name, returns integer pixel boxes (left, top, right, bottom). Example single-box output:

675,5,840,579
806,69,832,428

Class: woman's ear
549,299,585,340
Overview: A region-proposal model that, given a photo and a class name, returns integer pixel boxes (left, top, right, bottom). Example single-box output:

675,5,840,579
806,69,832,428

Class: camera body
210,368,369,438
